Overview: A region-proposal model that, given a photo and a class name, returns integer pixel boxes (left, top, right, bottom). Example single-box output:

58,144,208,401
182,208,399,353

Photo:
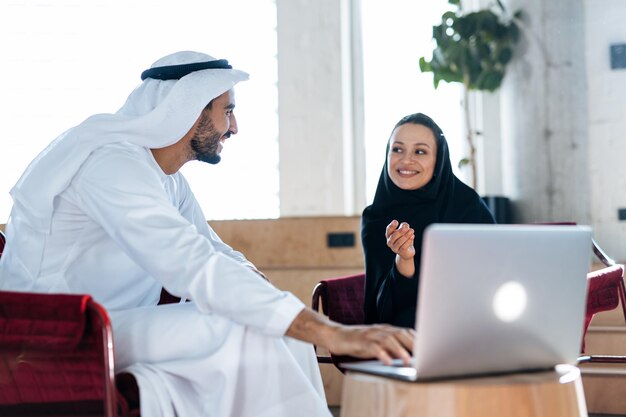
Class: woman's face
387,123,438,190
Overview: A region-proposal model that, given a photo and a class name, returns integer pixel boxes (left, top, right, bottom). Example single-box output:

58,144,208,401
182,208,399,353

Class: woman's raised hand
385,220,415,260
386,220,416,278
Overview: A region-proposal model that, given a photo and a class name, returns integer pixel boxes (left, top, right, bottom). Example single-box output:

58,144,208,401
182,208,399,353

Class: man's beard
189,113,225,165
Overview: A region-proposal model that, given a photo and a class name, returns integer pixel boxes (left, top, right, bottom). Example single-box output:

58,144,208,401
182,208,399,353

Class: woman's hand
386,220,415,259
386,220,416,277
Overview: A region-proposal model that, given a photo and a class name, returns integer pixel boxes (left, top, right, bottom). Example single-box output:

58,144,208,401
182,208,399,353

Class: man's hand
326,324,414,365
286,308,414,365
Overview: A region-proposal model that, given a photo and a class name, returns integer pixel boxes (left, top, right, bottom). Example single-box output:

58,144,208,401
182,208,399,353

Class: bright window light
0,0,279,221
361,1,466,203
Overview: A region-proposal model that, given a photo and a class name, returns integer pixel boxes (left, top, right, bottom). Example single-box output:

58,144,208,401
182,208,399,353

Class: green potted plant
419,0,523,193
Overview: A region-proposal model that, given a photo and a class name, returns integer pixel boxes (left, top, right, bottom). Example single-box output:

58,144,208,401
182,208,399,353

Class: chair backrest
581,264,626,354
312,273,365,325
311,273,366,371
0,290,117,417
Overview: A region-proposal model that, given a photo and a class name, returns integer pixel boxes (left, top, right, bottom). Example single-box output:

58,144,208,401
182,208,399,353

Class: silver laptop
343,223,592,381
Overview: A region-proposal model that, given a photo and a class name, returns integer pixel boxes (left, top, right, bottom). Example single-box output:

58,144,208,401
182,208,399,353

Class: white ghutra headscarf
10,51,249,233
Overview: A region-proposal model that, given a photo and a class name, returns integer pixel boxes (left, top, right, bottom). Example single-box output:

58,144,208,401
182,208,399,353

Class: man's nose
229,114,238,135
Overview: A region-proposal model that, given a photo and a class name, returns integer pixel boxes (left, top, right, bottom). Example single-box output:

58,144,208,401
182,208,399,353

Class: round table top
341,365,587,417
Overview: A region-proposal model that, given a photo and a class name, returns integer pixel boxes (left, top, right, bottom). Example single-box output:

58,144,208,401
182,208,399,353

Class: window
0,0,279,221
361,1,465,202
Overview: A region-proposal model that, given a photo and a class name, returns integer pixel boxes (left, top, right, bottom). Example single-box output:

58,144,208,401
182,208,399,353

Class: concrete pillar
499,0,589,224
276,0,365,216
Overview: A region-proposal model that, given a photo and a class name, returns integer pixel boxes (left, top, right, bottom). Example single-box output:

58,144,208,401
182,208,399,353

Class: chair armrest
86,299,117,417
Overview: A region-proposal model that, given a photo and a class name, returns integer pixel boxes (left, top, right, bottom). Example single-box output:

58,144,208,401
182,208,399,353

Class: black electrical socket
327,232,355,248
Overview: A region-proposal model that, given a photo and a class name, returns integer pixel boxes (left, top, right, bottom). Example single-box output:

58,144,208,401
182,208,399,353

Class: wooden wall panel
265,268,362,307
208,216,363,268
208,216,365,303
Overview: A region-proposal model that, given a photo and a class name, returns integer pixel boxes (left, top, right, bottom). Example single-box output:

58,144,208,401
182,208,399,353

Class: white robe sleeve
72,147,303,336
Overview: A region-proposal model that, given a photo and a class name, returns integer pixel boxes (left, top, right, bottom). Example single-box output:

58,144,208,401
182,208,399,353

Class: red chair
577,228,626,363
579,263,626,363
0,291,119,417
311,273,365,371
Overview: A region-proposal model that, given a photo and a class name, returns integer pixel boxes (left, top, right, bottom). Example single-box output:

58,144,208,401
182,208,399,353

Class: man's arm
286,308,414,365
74,148,302,335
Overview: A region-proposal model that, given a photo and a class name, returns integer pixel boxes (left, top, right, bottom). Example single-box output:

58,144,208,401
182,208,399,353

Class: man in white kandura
0,51,413,417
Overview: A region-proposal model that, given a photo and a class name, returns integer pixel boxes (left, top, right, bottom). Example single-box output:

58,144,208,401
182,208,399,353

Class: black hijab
361,113,495,327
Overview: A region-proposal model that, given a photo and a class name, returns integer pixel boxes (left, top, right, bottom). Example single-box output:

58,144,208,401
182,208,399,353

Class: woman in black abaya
361,113,495,328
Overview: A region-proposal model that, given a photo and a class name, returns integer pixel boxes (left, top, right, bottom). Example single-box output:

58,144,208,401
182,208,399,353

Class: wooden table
340,365,587,417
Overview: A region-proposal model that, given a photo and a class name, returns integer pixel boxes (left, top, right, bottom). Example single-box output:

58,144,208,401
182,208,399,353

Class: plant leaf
498,47,513,65
477,70,504,91
419,4,523,93
509,22,521,43
442,11,457,23
419,57,432,72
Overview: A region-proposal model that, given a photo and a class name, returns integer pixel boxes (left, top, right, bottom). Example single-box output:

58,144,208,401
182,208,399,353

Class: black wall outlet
611,43,626,70
327,232,355,248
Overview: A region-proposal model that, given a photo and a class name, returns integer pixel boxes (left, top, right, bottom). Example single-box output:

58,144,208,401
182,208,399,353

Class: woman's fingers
397,235,415,258
387,224,414,254
385,220,399,239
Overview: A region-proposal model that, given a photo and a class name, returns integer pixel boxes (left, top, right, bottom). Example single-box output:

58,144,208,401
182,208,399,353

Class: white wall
585,0,626,260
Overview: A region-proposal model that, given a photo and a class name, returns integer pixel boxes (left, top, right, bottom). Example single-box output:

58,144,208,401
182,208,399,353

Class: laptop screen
410,224,592,379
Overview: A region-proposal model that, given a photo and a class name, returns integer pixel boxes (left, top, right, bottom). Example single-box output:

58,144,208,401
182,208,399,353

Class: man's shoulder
76,142,155,183
83,142,152,168
91,141,149,160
